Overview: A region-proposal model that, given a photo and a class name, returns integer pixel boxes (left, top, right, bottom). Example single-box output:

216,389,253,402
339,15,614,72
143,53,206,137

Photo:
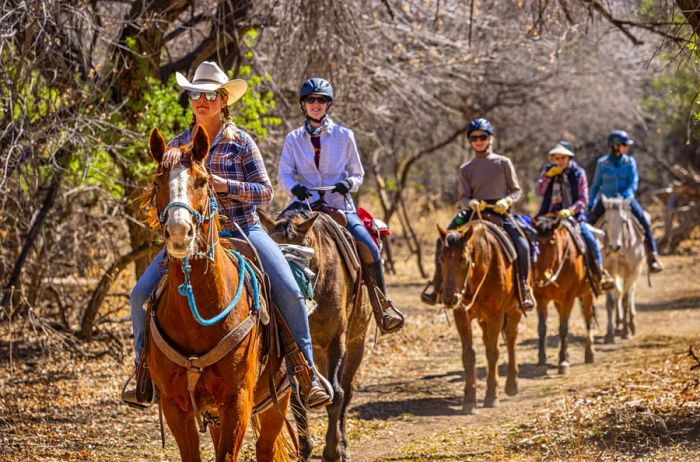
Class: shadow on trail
351,396,464,420
636,295,700,312
518,334,590,348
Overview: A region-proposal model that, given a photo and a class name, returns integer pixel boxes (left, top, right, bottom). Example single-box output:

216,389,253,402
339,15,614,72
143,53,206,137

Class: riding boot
599,265,615,291
421,240,442,305
518,278,536,312
645,241,663,273
275,310,332,410
363,261,405,334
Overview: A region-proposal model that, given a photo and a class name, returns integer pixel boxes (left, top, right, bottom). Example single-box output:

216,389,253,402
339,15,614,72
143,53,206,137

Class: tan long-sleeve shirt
458,152,522,205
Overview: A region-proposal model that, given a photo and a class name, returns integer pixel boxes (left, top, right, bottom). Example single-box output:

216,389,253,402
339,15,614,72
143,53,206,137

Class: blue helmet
467,118,494,136
608,130,634,146
299,78,334,101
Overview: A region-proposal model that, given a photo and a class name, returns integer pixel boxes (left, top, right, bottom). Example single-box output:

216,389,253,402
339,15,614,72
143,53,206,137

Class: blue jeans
130,223,315,371
579,222,603,265
346,212,381,263
589,198,657,253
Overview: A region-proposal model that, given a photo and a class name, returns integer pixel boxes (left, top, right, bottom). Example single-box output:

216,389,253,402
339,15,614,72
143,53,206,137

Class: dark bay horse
143,126,291,462
438,221,522,413
533,217,595,374
260,209,372,462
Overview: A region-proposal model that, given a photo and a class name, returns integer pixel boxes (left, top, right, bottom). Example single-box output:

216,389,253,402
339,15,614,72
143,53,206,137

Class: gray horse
596,196,645,342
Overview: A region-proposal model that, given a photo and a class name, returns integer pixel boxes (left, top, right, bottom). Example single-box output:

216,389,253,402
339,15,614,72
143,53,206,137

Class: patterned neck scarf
304,115,332,137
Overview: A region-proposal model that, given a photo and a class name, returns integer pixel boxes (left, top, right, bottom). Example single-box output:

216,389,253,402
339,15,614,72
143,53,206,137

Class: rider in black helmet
277,77,405,334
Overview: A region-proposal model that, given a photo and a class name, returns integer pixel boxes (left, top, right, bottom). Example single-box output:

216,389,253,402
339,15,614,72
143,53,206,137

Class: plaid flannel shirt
169,126,273,230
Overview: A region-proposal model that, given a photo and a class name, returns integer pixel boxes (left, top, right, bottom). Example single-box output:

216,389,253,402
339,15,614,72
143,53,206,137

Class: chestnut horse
533,217,595,375
260,209,372,462
143,126,291,462
438,221,522,413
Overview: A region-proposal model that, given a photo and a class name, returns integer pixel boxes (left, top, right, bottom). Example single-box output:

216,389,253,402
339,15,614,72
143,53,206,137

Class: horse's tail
251,414,296,462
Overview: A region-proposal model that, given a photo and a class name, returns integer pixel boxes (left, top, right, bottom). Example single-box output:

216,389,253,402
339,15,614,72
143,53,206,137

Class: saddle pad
479,221,517,264
561,219,587,255
317,213,362,284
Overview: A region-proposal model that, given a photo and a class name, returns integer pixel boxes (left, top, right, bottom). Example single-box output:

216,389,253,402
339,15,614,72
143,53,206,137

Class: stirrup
120,372,158,410
420,281,440,305
301,367,333,410
380,302,405,333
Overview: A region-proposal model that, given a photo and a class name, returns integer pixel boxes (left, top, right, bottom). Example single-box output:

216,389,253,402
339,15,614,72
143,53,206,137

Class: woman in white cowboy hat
123,61,332,410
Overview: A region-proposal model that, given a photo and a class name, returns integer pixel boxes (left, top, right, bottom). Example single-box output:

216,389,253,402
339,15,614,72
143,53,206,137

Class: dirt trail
341,252,700,461
1,253,698,461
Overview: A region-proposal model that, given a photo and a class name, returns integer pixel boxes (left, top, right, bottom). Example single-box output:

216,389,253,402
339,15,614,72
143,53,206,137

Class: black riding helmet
299,78,334,101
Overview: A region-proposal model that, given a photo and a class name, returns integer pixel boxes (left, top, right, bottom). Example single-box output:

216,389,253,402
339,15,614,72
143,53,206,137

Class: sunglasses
189,91,218,101
469,134,489,142
303,96,331,104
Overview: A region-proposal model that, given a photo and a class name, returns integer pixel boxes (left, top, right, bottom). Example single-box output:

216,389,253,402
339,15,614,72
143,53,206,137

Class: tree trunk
80,242,159,340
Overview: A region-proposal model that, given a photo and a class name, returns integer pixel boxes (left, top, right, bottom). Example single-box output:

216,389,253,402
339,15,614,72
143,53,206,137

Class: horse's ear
191,124,211,163
296,213,319,236
258,209,277,233
149,128,166,163
437,224,447,242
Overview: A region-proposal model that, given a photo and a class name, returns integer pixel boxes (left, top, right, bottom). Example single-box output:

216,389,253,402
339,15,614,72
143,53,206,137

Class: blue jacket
588,154,638,209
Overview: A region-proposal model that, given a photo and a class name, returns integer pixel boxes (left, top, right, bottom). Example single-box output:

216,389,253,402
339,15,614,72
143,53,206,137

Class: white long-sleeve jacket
277,120,364,211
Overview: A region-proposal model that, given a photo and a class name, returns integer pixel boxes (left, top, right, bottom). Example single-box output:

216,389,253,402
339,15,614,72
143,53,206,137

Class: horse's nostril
164,228,170,239
187,225,194,239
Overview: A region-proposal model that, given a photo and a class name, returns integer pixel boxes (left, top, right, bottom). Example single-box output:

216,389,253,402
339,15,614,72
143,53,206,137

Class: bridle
536,218,570,288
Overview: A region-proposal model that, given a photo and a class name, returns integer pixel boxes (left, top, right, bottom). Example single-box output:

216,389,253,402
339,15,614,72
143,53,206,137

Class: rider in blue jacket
587,130,663,273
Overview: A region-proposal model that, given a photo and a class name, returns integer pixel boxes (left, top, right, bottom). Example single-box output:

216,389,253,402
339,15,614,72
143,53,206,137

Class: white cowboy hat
548,144,575,158
175,61,247,105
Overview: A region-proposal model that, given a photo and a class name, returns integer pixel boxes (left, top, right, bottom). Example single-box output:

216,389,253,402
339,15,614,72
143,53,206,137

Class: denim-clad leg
580,222,603,265
346,212,381,262
502,217,530,279
243,223,316,369
628,198,658,253
130,249,167,367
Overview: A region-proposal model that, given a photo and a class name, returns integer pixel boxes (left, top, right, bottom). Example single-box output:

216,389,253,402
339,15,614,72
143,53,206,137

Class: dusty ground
1,249,699,461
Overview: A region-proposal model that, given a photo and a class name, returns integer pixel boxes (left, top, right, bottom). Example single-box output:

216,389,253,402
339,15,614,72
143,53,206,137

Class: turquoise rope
177,250,259,326
289,261,315,300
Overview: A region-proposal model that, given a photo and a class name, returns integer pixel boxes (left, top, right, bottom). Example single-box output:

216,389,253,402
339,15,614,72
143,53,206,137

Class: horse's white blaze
163,165,196,258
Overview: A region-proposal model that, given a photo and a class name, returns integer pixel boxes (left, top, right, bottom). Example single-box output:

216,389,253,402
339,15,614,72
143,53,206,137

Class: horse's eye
194,178,207,189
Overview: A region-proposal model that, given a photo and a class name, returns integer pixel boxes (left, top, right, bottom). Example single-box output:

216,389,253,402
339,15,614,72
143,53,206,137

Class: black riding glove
333,179,352,195
291,184,311,201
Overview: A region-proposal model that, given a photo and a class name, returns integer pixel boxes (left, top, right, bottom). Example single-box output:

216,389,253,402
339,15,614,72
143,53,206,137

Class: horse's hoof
585,350,595,364
483,397,499,408
463,401,476,414
558,362,570,375
622,332,633,340
537,358,547,367
505,380,518,396
604,334,615,344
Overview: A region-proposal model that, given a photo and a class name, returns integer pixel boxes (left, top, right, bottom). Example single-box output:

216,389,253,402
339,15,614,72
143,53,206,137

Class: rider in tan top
422,118,536,311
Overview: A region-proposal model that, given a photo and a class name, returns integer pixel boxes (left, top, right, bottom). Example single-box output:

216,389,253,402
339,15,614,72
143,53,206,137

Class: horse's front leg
160,395,202,462
621,288,634,340
581,291,595,364
605,291,616,344
557,300,572,375
339,335,368,461
322,334,347,462
453,308,477,414
628,285,637,336
482,313,503,408
255,389,291,462
536,297,548,367
504,309,521,396
216,384,254,462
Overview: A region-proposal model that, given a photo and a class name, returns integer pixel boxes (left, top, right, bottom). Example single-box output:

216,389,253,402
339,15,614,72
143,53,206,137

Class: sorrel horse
438,221,522,413
143,126,291,462
533,216,595,374
597,196,645,343
260,208,372,462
